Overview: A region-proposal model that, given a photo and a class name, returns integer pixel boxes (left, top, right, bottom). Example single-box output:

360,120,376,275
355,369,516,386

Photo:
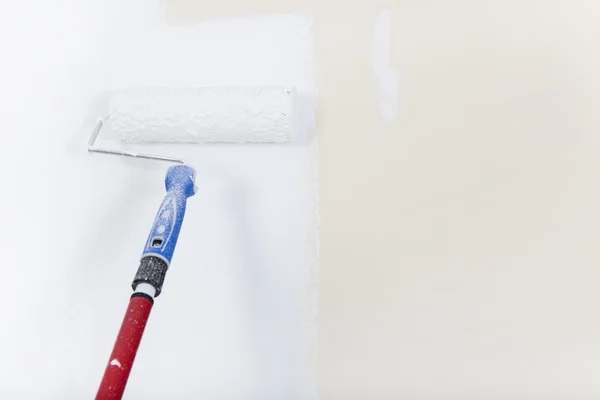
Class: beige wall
170,1,600,398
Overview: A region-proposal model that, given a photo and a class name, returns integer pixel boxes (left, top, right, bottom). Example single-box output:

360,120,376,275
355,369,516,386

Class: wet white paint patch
97,8,318,400
0,1,318,399
372,10,399,122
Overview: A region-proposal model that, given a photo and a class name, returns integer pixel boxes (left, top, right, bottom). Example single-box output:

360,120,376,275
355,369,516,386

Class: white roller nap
108,86,297,143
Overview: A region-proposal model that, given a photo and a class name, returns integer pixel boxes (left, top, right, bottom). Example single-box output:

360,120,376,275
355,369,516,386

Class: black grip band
131,292,155,305
132,256,169,297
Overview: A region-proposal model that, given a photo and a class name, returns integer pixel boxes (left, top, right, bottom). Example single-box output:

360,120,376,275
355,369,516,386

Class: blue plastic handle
141,164,197,264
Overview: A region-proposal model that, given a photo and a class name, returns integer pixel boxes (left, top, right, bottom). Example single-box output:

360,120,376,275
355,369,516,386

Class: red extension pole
96,294,154,399
95,164,197,398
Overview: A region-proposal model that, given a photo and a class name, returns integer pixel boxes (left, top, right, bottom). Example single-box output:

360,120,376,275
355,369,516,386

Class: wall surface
1,1,317,399
3,0,600,399
312,3,600,398
170,0,600,399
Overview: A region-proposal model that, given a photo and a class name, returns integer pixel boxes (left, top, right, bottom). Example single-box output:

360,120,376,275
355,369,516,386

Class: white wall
0,1,317,398
5,0,600,398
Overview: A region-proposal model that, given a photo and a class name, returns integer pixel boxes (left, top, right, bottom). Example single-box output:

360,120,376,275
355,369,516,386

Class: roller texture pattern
108,87,295,143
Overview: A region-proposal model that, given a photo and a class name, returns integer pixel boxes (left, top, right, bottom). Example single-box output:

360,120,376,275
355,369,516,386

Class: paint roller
92,86,306,399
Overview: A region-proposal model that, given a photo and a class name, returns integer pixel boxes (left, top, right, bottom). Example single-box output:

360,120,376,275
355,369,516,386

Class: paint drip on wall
372,10,399,123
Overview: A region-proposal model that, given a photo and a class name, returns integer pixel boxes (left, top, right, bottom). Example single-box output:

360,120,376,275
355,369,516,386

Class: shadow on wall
226,183,300,397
